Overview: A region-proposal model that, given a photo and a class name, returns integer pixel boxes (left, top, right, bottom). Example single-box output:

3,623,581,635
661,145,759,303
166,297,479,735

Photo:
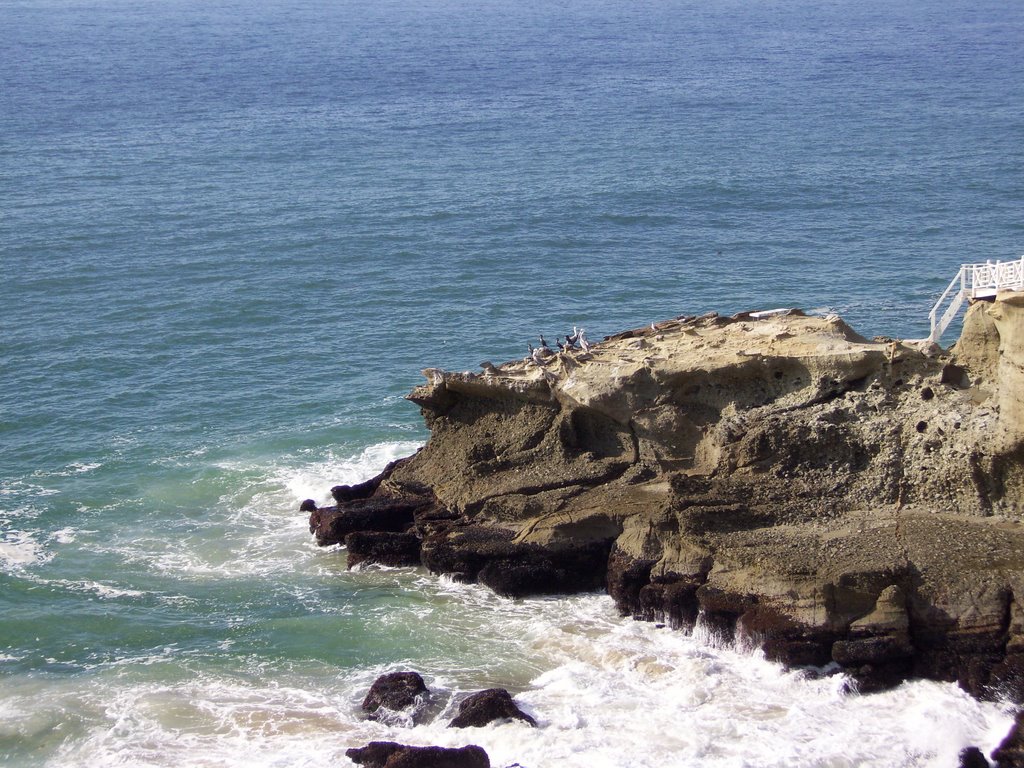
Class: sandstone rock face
309,298,1024,700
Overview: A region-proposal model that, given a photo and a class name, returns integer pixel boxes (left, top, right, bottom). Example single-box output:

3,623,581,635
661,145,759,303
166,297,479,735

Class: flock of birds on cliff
527,327,591,366
479,321,666,376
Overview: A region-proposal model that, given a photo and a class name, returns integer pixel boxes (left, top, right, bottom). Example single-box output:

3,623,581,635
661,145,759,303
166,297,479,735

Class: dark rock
738,603,836,667
832,635,915,666
959,746,990,768
831,635,916,691
421,523,612,597
420,526,517,583
299,499,318,513
362,672,429,720
994,711,1024,767
346,742,489,768
346,531,422,569
606,548,706,628
941,363,971,389
638,576,703,628
332,456,415,504
981,651,1024,702
477,540,612,597
312,497,428,547
606,547,655,618
448,688,537,728
385,745,489,768
347,742,405,767
332,478,382,504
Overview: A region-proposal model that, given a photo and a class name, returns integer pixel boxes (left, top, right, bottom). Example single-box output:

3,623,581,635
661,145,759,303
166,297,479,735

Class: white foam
50,527,78,544
78,581,148,600
280,440,423,505
112,441,424,582
0,586,1012,768
0,530,50,571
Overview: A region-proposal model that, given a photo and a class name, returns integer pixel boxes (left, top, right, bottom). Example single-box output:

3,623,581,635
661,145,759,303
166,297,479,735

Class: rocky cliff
306,295,1024,700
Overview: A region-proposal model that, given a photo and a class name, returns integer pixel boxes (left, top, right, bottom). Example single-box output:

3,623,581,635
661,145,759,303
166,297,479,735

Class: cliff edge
306,295,1024,700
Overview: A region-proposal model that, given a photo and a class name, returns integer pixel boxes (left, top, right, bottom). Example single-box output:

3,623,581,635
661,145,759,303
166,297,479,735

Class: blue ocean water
1,0,1022,765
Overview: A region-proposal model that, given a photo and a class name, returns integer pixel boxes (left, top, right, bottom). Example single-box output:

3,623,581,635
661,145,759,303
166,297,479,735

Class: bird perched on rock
529,342,553,366
578,329,591,353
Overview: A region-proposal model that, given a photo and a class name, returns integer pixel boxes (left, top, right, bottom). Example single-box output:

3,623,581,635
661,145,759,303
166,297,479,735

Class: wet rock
448,688,536,728
346,531,422,569
605,547,656,618
311,497,426,547
299,498,318,513
831,635,916,693
332,478,381,504
421,524,612,597
332,456,414,503
362,672,429,721
477,540,613,597
959,746,990,768
347,742,405,767
993,711,1024,767
346,742,490,768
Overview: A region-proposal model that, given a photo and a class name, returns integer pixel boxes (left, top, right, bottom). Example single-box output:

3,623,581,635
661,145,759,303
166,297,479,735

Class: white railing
968,258,1024,297
929,256,1024,343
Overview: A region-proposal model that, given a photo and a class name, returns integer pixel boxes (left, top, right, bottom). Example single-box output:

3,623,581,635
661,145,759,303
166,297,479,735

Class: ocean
2,0,1022,764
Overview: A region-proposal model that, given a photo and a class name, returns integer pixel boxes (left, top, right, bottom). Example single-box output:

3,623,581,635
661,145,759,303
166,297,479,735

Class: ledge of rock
307,298,1024,701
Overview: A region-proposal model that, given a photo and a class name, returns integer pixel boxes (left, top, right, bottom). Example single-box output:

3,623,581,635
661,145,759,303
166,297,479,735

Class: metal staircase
928,256,1024,343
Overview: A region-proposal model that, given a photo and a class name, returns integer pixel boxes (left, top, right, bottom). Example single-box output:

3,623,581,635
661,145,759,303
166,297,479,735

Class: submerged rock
309,296,1024,701
448,688,536,728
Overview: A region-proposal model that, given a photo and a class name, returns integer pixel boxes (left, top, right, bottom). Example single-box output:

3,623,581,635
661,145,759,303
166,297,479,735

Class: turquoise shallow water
1,0,1023,764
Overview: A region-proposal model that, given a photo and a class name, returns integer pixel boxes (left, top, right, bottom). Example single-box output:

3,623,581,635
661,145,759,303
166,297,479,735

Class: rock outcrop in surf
305,295,1024,701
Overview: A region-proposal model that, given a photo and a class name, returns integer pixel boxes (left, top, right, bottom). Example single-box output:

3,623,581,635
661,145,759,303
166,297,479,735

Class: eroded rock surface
308,297,1024,700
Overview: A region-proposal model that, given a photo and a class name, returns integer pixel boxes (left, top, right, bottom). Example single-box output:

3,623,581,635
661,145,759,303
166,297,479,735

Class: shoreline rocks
448,688,536,729
308,297,1024,703
346,742,490,768
362,672,429,723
